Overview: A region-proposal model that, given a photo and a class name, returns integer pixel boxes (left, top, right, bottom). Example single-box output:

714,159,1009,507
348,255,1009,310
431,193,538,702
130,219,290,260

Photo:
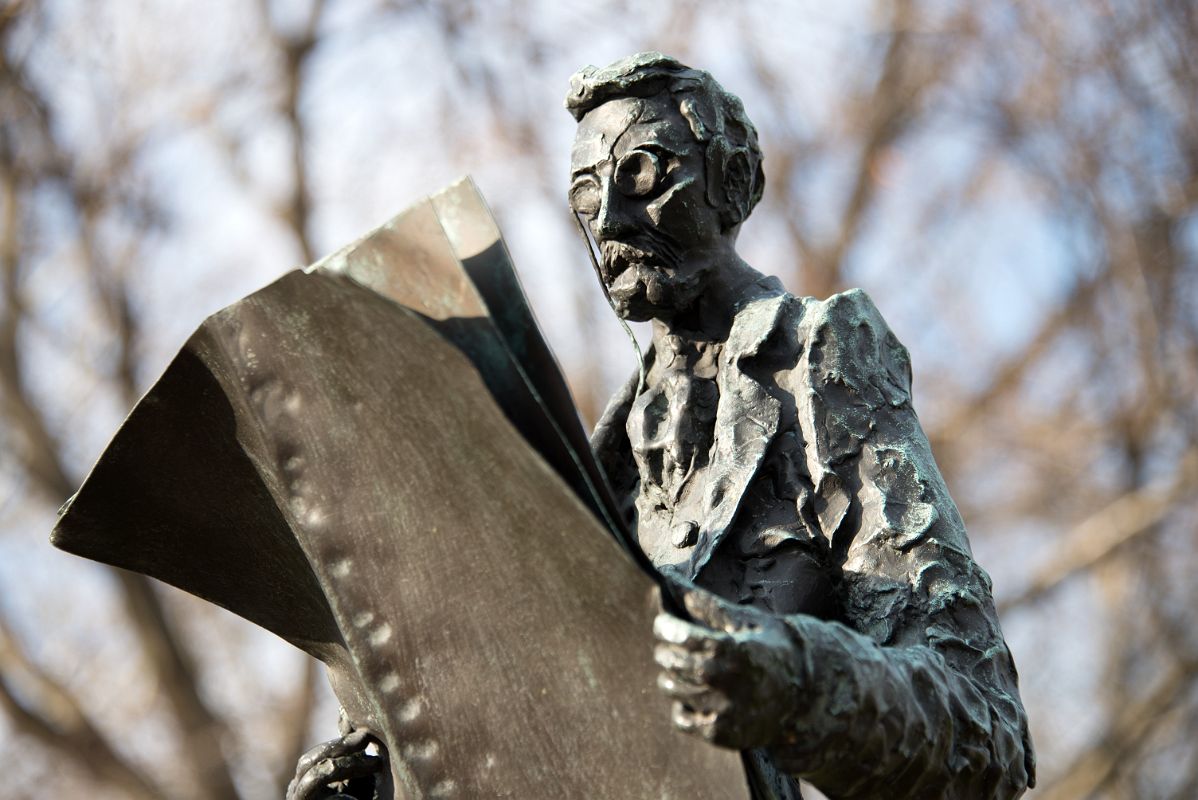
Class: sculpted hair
565,52,766,231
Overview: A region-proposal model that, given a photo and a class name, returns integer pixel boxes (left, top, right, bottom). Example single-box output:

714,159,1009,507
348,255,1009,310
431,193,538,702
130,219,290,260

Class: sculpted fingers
654,611,735,685
682,587,755,634
653,611,732,651
654,609,745,746
656,670,704,700
288,752,380,800
286,730,382,800
654,642,719,683
294,741,336,776
670,699,740,746
294,728,370,774
657,671,730,713
652,602,806,751
287,755,338,800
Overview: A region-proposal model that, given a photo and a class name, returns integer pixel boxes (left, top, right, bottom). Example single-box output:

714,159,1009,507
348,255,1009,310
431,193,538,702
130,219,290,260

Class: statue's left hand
286,727,385,800
653,587,804,751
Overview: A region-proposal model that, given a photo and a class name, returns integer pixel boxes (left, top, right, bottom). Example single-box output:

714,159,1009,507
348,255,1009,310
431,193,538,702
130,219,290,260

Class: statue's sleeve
590,367,642,527
771,290,1035,799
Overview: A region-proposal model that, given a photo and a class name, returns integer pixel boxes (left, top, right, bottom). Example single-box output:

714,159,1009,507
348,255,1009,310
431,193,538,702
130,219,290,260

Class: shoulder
769,288,921,485
724,284,914,411
790,288,913,409
798,287,891,330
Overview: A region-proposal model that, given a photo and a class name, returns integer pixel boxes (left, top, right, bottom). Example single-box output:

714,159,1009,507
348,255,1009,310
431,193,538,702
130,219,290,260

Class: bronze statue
569,52,1034,799
289,51,1034,799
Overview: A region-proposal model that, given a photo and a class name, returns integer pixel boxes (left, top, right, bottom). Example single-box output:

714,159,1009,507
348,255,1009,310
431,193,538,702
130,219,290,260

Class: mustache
598,235,682,281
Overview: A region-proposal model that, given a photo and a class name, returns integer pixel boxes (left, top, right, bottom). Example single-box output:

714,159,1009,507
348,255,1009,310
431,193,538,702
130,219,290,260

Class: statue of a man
288,52,1034,800
568,52,1034,799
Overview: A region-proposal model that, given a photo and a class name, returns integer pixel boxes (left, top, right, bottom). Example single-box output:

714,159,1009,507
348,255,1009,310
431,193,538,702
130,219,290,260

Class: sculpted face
570,95,724,321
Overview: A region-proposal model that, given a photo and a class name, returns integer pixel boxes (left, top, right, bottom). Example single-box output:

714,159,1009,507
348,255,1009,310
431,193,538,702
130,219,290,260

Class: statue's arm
590,367,642,526
768,469,1035,798
773,289,1034,798
660,434,1034,800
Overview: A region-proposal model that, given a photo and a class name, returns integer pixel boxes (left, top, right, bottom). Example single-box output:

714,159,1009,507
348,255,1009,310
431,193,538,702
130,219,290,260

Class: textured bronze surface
570,52,1034,799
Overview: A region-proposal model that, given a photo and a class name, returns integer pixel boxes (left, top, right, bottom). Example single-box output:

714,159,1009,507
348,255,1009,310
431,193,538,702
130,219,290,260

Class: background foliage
2,1,1196,797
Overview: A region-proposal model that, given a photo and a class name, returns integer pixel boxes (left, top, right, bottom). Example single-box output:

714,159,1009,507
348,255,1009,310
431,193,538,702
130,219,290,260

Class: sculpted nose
594,179,633,241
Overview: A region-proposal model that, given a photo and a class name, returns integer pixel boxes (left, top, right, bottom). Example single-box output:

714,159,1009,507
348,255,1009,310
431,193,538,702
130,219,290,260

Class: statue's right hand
652,585,805,751
286,728,385,800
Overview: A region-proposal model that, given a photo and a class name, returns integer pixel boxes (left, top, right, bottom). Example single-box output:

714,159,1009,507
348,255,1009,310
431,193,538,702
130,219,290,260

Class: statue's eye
569,177,601,216
614,150,662,198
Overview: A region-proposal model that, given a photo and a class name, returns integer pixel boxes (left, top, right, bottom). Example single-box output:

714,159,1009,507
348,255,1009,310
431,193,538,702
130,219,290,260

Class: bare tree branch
1,15,244,798
272,657,321,798
1000,450,1198,613
0,617,164,800
1034,660,1195,800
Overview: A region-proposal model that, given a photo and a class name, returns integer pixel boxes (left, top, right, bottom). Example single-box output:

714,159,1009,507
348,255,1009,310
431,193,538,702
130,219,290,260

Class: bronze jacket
591,280,1035,799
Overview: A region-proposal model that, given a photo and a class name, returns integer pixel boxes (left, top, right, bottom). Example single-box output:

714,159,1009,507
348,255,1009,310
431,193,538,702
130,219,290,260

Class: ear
718,147,753,230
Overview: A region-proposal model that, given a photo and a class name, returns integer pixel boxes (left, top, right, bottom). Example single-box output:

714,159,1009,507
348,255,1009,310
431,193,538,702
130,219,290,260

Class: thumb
682,587,757,634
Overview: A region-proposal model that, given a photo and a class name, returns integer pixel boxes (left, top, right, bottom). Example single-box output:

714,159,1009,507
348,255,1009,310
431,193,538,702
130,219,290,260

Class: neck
651,250,766,344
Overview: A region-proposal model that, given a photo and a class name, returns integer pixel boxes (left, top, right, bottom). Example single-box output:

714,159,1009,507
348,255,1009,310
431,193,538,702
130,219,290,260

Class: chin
612,300,658,322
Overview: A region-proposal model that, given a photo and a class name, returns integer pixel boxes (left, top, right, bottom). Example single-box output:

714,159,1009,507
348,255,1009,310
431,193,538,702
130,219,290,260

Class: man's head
566,52,765,321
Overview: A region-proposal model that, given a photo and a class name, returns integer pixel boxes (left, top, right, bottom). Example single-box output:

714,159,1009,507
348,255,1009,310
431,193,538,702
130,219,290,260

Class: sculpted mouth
600,241,657,279
596,238,698,319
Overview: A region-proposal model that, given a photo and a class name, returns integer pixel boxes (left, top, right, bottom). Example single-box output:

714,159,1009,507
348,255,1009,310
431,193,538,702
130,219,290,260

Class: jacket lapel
687,291,789,579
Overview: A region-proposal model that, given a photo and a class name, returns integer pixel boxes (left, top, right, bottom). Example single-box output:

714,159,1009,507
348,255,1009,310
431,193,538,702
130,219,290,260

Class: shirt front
626,320,838,619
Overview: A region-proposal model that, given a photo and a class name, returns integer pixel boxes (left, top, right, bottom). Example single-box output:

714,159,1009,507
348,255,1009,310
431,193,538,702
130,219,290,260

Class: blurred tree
0,0,1194,798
